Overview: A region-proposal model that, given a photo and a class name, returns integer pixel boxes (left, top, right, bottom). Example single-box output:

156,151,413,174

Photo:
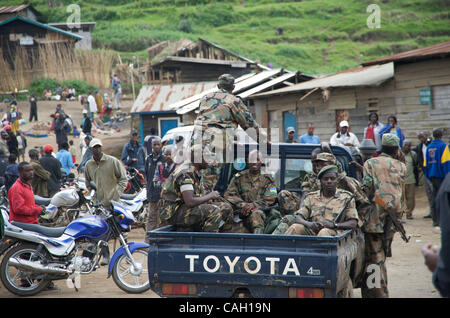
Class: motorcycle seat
34,195,51,206
11,222,66,238
120,193,138,200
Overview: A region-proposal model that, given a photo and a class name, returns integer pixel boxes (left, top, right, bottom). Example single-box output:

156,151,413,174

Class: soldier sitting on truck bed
159,144,233,233
272,152,369,235
224,150,278,234
277,165,361,237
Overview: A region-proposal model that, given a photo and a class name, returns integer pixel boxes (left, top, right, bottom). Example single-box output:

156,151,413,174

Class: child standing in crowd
16,130,27,162
69,139,77,164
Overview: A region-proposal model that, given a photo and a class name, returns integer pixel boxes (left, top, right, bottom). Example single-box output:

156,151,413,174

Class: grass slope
8,0,450,74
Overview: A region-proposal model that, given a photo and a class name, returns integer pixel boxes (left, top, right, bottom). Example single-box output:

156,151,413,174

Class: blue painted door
283,111,297,141
160,119,178,137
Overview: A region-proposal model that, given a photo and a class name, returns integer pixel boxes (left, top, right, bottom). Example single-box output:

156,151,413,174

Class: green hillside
8,0,450,74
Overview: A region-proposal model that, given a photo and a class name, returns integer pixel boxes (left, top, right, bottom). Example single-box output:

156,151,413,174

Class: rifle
333,194,355,225
375,194,410,243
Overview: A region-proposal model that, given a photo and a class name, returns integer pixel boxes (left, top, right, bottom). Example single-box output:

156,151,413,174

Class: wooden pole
130,64,135,102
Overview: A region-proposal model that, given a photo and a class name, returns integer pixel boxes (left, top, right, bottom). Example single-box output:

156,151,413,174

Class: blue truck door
283,111,297,141
160,118,178,138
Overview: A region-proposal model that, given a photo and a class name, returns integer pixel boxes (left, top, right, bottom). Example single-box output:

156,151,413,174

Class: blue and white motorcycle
0,184,150,296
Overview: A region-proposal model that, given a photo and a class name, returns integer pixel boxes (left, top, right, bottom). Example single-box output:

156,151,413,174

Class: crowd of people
42,84,76,101
1,72,449,297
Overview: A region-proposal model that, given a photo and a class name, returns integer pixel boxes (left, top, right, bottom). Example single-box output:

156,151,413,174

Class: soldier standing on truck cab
279,165,360,236
159,144,233,233
356,133,406,298
193,74,267,193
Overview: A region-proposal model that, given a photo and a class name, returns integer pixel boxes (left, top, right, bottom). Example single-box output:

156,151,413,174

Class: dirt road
4,98,133,163
0,99,443,298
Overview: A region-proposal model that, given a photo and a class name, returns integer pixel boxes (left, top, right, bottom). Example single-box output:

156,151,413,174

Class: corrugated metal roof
363,41,450,66
131,82,218,114
251,63,394,98
238,71,298,99
174,69,285,114
0,5,32,14
0,16,83,40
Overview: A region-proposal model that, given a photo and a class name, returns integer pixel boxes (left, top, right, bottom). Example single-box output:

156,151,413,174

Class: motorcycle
0,185,9,214
0,182,150,296
119,188,147,229
36,179,92,228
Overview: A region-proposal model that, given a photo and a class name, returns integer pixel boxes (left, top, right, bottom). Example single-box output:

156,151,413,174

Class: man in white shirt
87,91,97,119
330,120,360,148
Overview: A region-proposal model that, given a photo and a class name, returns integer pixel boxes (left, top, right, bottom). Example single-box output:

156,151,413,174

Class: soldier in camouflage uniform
193,74,266,192
159,145,233,232
360,133,406,298
273,151,370,234
280,165,361,236
224,150,278,234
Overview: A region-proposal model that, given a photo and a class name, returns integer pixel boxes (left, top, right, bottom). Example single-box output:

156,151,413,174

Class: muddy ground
0,98,443,298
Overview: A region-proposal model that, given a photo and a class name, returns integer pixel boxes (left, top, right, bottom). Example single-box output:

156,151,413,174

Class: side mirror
89,181,97,190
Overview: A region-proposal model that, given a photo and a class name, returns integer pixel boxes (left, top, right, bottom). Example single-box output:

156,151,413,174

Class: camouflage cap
317,165,339,179
382,133,400,147
313,152,336,163
218,74,235,86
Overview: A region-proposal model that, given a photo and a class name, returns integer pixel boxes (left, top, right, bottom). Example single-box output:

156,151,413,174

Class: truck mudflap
147,226,363,297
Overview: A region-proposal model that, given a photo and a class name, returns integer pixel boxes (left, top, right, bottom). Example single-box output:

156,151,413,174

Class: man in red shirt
8,162,44,224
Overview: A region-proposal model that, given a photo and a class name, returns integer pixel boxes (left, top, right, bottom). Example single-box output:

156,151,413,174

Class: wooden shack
362,41,450,143
251,63,395,142
0,16,82,90
0,4,39,22
143,37,264,84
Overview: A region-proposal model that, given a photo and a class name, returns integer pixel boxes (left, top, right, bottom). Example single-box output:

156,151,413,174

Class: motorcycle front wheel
0,243,52,296
111,247,150,294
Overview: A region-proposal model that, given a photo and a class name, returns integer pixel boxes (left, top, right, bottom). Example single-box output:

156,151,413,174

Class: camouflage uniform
224,169,277,232
279,188,361,236
274,153,370,234
160,163,233,232
360,134,406,298
201,166,222,193
193,74,263,192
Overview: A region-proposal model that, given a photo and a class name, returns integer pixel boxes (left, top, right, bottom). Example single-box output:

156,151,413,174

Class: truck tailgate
147,226,351,297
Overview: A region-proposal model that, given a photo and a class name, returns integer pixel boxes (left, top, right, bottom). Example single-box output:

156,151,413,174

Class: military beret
382,133,400,147
218,74,235,86
313,152,336,163
317,165,339,179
